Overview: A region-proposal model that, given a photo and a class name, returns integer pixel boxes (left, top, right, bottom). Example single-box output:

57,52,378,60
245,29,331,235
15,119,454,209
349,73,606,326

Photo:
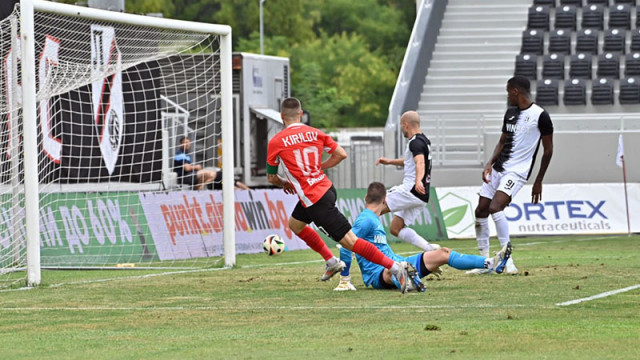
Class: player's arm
413,154,426,195
266,141,295,194
340,216,375,277
532,112,554,204
483,133,507,183
321,144,347,170
376,157,403,166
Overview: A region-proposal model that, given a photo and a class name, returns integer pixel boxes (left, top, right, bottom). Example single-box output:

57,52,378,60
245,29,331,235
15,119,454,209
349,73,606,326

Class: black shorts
291,186,352,242
180,171,198,187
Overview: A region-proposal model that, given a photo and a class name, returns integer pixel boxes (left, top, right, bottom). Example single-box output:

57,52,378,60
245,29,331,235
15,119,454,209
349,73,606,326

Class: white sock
397,227,433,251
475,217,490,256
492,211,510,247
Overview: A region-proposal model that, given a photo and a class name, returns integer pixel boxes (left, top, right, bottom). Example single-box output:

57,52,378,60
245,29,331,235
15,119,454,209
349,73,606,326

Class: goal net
0,0,234,287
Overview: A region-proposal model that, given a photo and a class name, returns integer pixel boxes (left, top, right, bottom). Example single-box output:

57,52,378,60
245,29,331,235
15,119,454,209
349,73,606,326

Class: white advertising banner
138,190,309,260
437,183,640,238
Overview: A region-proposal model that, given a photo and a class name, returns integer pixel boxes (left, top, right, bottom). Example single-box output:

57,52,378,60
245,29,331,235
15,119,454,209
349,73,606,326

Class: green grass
1,235,639,359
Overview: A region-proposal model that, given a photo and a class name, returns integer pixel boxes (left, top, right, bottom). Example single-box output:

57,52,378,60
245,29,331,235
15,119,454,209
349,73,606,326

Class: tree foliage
56,0,414,128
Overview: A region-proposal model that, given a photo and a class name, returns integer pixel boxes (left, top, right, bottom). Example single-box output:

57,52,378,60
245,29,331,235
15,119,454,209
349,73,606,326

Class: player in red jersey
266,98,416,292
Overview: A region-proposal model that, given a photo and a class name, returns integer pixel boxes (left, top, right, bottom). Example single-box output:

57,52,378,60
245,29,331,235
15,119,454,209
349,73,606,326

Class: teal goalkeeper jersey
352,209,399,287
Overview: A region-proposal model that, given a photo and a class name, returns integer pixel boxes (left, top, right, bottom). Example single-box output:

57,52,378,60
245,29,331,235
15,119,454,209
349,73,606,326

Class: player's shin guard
447,250,486,270
475,217,490,256
297,226,334,261
352,238,394,269
492,211,510,247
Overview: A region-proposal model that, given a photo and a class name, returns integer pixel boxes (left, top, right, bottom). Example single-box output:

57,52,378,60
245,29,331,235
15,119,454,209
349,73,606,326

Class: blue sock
447,250,486,270
339,247,352,276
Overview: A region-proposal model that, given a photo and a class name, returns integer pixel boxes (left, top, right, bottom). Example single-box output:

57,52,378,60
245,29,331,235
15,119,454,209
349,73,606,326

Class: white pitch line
556,284,640,306
0,303,533,312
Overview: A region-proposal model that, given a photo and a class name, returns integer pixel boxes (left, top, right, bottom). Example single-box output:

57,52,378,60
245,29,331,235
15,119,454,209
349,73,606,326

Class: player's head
365,181,386,205
400,111,420,138
507,76,531,106
281,97,303,124
179,136,191,151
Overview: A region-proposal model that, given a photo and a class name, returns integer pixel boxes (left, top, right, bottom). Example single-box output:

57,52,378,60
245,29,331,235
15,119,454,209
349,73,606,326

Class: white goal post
8,0,235,287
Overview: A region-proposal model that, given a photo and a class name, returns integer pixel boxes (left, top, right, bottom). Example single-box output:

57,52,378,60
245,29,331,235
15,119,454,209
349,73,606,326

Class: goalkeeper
334,182,512,292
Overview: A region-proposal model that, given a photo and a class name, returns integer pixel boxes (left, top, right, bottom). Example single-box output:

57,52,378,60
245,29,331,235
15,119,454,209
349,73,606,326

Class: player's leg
489,172,525,274
386,188,439,251
334,245,356,291
288,204,336,264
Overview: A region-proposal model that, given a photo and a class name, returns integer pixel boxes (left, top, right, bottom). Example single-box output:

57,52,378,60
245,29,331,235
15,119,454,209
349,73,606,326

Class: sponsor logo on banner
91,25,124,175
438,192,475,235
139,190,308,260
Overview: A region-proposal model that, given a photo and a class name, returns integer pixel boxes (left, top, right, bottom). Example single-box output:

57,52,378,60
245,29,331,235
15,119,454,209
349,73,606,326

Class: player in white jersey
375,111,440,252
468,76,553,275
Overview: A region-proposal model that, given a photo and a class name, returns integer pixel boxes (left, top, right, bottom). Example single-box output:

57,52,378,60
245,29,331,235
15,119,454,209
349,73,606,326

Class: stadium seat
554,5,578,30
514,54,538,79
534,0,556,6
586,0,608,4
543,54,566,79
636,6,640,29
528,5,551,30
624,52,640,76
570,53,593,79
591,78,615,104
597,52,621,78
608,4,632,29
563,79,587,105
619,77,640,103
559,0,582,6
613,0,636,4
576,29,599,54
603,29,626,54
582,4,605,30
536,79,560,105
631,29,640,51
521,30,544,55
549,29,572,54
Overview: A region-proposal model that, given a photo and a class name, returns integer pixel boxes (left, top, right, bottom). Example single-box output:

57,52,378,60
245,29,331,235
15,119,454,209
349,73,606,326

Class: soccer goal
0,0,235,287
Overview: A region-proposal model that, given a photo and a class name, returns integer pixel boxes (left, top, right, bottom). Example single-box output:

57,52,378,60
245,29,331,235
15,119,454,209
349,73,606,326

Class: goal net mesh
1,5,227,287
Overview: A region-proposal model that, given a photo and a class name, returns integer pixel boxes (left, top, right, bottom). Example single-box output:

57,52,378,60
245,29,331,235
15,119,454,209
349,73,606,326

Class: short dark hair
507,76,531,94
365,182,386,204
281,98,302,120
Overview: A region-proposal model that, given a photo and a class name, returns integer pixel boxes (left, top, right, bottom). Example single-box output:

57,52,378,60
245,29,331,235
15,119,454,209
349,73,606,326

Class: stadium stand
534,0,556,6
522,29,545,54
631,28,640,51
570,53,593,78
555,5,578,30
582,4,605,30
536,79,560,105
564,78,588,105
543,53,566,79
528,5,550,30
597,52,621,78
586,0,610,5
559,0,582,7
515,53,539,79
624,52,640,75
619,77,640,103
576,29,599,54
592,77,615,104
549,29,572,54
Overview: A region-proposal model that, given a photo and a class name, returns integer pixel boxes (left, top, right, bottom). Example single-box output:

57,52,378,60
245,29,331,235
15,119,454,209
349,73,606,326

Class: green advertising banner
331,187,448,243
0,192,157,267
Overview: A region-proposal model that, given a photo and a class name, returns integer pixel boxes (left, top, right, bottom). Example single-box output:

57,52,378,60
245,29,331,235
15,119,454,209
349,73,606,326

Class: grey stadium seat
570,53,593,79
536,79,560,106
586,0,609,4
543,54,566,79
554,5,578,30
560,0,582,6
576,29,599,54
597,52,621,78
549,29,571,54
528,5,551,30
624,52,640,76
619,77,640,104
608,4,632,29
631,29,640,52
521,30,544,55
534,0,556,6
613,0,636,5
591,78,615,104
603,29,626,54
515,54,538,79
563,79,588,105
582,4,605,30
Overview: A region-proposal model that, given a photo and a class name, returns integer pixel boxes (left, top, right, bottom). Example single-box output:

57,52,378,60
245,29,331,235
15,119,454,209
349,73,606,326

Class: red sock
297,226,334,261
352,238,394,269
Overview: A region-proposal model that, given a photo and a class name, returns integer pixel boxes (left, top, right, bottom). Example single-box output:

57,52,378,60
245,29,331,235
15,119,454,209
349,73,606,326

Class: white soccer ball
263,234,285,256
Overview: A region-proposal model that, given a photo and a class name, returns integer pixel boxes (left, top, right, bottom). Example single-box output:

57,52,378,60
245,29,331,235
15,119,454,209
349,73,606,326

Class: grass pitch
1,235,639,359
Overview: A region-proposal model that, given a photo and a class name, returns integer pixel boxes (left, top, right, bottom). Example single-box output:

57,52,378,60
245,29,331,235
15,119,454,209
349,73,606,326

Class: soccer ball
263,234,285,256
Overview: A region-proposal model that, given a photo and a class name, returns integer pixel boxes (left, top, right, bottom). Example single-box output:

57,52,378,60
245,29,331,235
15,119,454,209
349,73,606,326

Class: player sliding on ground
334,182,512,292
266,98,418,293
